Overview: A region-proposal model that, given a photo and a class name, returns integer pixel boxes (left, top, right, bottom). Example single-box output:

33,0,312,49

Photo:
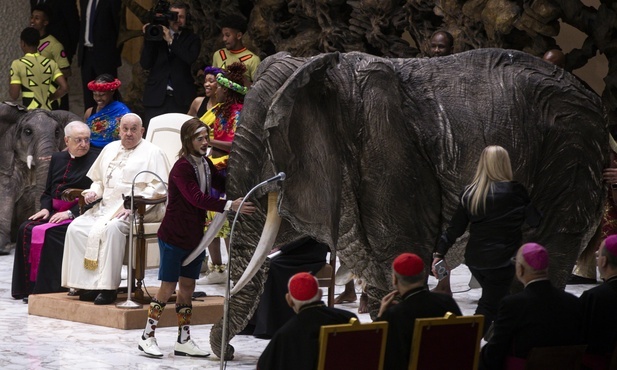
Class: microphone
265,172,286,183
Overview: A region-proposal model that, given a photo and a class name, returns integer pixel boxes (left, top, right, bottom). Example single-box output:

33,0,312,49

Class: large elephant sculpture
210,49,607,358
0,102,81,254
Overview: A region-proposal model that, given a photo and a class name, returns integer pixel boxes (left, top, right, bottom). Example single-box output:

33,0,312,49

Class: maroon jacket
157,156,227,250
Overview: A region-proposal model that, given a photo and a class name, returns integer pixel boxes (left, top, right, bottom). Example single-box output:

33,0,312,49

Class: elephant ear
264,53,343,246
48,110,82,129
0,123,17,176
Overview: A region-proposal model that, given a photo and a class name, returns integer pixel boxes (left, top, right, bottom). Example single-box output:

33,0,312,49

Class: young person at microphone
137,118,255,358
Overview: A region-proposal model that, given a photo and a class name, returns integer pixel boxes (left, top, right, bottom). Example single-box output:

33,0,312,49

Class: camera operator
140,1,201,130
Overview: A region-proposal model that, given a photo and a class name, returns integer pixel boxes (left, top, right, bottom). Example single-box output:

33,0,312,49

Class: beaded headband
216,73,247,95
87,78,121,92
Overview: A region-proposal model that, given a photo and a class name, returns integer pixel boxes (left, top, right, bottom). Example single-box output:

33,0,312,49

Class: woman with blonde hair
431,145,540,333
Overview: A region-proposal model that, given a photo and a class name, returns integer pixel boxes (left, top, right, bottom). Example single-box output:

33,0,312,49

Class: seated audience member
248,237,329,338
376,253,462,370
428,30,454,57
257,272,357,370
580,235,617,368
480,243,583,370
84,74,130,154
61,113,170,305
12,121,97,302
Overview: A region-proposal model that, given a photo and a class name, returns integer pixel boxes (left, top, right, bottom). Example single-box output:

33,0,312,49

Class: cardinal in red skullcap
376,252,462,370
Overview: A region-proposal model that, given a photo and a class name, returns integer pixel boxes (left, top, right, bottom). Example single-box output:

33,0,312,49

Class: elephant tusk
27,155,33,169
231,192,282,295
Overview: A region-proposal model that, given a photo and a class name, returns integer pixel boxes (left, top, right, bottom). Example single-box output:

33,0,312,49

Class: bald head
542,49,565,69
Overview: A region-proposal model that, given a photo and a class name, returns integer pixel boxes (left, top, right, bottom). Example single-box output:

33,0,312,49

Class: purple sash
29,199,77,281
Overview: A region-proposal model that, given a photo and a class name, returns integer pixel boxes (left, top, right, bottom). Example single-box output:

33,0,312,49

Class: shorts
157,239,205,282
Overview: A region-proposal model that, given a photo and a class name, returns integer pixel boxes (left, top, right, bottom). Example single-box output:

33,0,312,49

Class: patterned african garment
87,100,131,148
10,52,62,110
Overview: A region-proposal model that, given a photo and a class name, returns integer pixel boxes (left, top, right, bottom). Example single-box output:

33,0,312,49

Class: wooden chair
62,113,191,301
409,312,484,370
317,318,388,370
127,113,189,300
315,251,336,307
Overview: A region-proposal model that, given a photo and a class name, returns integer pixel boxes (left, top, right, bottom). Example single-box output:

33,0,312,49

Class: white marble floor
0,250,593,370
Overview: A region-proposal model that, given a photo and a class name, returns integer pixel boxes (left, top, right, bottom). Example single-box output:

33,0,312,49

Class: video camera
144,0,178,41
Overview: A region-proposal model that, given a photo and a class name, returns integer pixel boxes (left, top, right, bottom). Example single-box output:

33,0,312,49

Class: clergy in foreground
61,113,170,305
376,253,462,370
257,272,357,370
12,121,97,301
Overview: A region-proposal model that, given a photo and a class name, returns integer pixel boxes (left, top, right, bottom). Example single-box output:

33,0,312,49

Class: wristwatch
66,210,74,219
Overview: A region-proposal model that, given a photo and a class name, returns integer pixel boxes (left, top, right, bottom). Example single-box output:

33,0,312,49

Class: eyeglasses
69,137,90,144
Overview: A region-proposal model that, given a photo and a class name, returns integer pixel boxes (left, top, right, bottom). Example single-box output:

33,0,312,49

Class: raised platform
28,288,224,330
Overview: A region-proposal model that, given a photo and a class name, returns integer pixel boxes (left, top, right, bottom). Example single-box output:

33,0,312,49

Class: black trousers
143,93,189,132
80,47,118,112
468,264,515,333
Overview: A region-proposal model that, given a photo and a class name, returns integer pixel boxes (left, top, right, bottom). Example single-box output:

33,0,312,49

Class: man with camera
140,1,201,129
376,253,462,370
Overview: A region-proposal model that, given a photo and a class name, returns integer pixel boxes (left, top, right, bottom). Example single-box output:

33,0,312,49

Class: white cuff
224,200,233,211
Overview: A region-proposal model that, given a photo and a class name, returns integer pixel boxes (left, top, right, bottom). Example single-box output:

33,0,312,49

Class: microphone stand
116,170,168,309
220,173,285,369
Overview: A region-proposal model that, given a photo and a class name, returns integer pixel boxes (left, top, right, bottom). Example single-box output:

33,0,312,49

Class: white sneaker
138,336,164,358
196,271,226,285
174,339,211,357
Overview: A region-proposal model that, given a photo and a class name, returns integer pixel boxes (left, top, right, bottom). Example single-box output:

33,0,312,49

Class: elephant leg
0,194,17,254
571,224,602,281
364,284,390,320
209,266,268,360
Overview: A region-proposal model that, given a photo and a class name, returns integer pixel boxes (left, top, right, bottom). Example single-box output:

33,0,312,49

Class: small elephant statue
0,102,81,254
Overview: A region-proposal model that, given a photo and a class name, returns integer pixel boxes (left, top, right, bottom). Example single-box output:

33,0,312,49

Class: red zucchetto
521,243,549,270
392,253,424,276
288,272,319,301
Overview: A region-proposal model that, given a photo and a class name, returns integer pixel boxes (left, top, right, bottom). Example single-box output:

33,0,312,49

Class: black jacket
376,287,463,370
436,181,540,269
140,29,201,109
78,0,122,70
480,280,583,370
580,275,617,355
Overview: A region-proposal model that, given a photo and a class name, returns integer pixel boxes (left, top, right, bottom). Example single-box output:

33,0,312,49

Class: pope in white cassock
62,113,171,305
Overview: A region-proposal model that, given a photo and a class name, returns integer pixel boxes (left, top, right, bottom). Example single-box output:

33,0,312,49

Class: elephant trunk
31,140,55,211
231,192,282,295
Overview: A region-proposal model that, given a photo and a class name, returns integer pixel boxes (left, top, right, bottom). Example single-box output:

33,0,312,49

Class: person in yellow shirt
212,16,260,86
9,27,68,110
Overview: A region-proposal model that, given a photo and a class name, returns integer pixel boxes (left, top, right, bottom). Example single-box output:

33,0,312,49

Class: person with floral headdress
196,62,247,285
84,74,130,154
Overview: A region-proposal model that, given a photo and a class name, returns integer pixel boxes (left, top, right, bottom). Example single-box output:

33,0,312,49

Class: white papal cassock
61,139,170,290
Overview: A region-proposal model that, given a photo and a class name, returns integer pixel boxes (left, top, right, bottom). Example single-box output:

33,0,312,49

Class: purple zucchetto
605,235,617,257
521,243,549,270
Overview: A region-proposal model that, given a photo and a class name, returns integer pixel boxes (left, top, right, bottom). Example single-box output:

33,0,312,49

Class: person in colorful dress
83,74,130,154
197,62,247,285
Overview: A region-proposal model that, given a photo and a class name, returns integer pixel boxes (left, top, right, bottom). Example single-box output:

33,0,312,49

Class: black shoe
79,290,100,301
22,297,29,304
567,274,598,285
0,248,10,256
94,290,117,305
